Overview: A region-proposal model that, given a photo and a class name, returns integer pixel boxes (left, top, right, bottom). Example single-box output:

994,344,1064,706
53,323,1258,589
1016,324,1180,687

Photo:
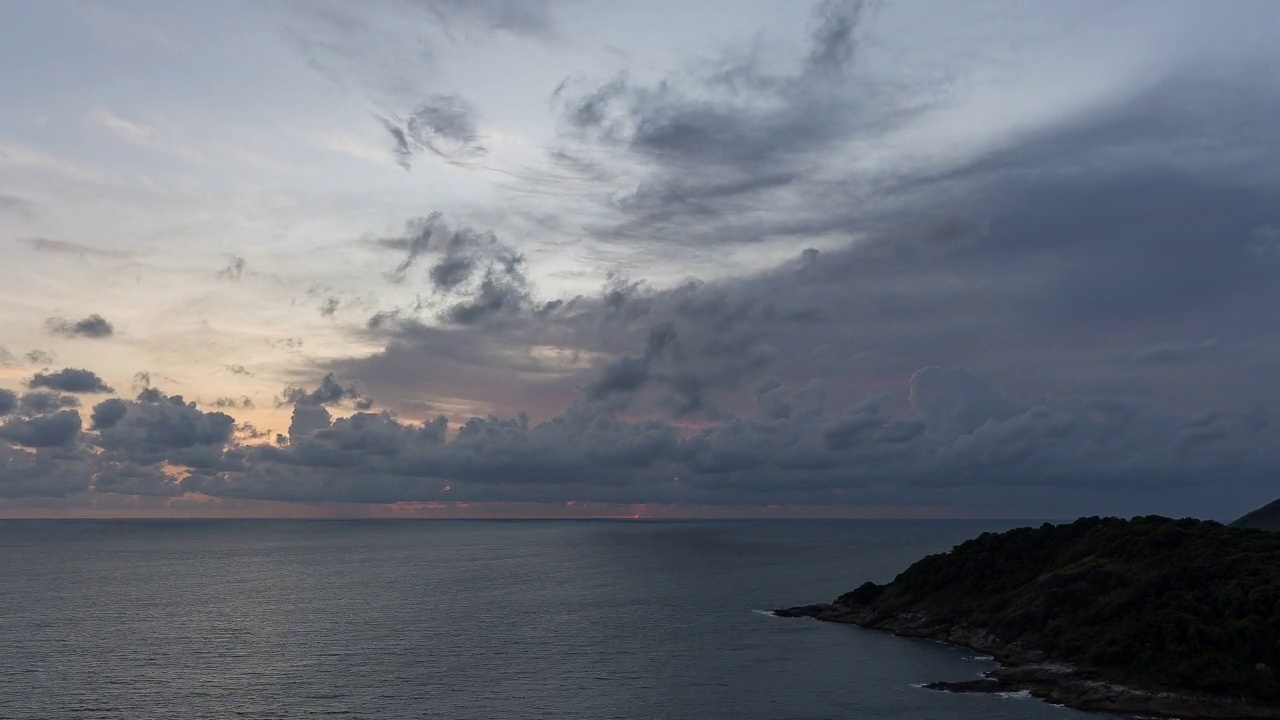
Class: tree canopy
843,516,1280,700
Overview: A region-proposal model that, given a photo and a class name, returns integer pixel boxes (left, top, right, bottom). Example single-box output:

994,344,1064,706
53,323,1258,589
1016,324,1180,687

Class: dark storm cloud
92,462,185,498
279,373,371,409
45,314,114,339
287,404,333,442
27,368,114,394
319,129,1280,516
17,392,80,416
5,2,1280,521
138,365,1276,517
583,352,650,403
356,38,1280,470
90,398,128,430
538,0,1280,285
579,287,780,418
1,364,1278,518
372,213,531,323
345,260,807,422
908,366,1017,436
0,442,91,498
443,272,530,325
0,389,242,501
0,388,16,415
95,390,235,458
548,0,915,247
0,409,82,448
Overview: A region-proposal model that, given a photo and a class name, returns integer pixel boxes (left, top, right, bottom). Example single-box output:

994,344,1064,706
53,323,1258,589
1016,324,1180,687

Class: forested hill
1232,499,1280,531
827,516,1280,701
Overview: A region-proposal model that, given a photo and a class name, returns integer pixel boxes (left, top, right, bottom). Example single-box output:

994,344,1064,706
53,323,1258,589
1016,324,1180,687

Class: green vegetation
1232,498,1280,531
842,516,1280,700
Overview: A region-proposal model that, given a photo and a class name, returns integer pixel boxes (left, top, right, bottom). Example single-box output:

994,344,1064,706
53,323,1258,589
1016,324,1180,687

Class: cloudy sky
2,0,1279,519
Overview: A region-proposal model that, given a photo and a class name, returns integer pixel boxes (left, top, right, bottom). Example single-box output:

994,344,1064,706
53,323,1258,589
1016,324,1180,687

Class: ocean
0,519,1092,720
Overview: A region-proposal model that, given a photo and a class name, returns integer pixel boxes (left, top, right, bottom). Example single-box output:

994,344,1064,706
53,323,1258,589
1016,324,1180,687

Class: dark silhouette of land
1233,499,1280,531
776,516,1280,719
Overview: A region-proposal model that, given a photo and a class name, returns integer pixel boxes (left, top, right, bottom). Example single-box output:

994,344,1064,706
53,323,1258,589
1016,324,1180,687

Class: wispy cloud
0,193,35,219
45,314,115,339
90,107,204,162
17,238,124,257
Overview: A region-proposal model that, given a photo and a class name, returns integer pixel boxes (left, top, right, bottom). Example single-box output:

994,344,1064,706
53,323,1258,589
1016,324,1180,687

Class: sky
2,0,1280,520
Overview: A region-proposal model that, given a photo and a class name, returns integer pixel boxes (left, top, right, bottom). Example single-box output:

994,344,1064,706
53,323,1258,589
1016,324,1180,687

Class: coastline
773,602,1280,720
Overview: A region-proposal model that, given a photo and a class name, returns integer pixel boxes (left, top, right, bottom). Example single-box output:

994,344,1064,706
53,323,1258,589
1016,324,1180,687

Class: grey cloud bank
2,0,1280,518
28,368,114,394
3,364,1277,518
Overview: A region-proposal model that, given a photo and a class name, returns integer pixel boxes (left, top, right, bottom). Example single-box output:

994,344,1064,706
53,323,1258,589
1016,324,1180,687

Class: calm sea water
0,519,1091,720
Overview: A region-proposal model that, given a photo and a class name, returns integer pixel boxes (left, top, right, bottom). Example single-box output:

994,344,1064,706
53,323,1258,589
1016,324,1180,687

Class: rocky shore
774,602,1280,720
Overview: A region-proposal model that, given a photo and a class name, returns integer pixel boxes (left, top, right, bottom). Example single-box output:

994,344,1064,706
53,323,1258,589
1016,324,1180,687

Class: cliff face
775,516,1280,719
1232,498,1280,531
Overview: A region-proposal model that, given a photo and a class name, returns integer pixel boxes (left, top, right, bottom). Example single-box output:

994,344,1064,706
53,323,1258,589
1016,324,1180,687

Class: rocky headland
775,516,1280,719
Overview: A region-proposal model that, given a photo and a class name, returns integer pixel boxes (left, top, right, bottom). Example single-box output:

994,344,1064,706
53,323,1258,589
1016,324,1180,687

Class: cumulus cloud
279,373,372,409
90,398,128,429
27,368,114,394
92,461,185,498
148,367,1280,514
95,389,235,461
17,392,81,416
0,443,91,499
288,404,333,442
45,314,115,339
0,409,82,448
211,396,255,410
0,359,1275,519
0,388,16,415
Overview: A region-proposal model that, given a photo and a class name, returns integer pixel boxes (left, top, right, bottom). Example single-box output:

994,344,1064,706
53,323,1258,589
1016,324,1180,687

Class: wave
751,609,787,618
997,689,1033,699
